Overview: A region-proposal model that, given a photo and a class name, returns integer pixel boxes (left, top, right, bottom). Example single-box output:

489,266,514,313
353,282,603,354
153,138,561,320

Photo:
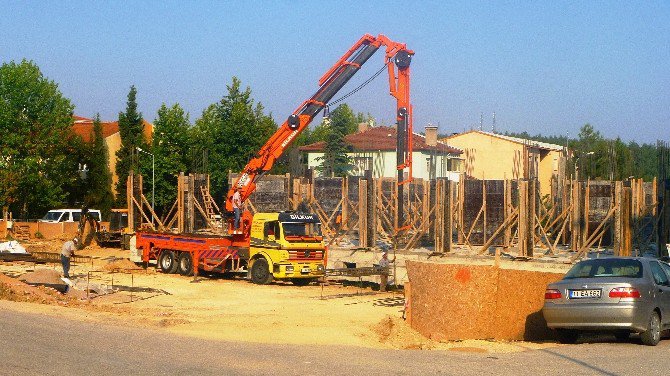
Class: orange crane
226,33,414,234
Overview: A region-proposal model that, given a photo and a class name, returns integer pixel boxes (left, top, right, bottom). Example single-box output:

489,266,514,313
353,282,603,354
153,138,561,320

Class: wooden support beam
518,180,534,257
358,179,368,247
571,205,617,261
504,179,512,249
478,208,519,254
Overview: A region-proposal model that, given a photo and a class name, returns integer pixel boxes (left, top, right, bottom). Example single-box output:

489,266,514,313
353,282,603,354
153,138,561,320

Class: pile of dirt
102,258,142,272
19,269,64,285
372,315,435,350
22,241,58,254
0,272,61,304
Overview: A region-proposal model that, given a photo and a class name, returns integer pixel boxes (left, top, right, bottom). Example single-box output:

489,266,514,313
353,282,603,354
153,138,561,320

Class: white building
299,124,463,180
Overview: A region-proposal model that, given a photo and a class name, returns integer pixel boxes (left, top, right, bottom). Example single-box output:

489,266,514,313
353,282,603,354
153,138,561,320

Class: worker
61,237,78,279
232,186,242,234
378,251,395,292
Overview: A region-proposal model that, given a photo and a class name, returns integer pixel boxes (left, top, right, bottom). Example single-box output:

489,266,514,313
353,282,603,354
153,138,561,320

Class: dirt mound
22,240,59,254
372,315,435,350
102,258,142,271
0,273,61,304
19,269,64,285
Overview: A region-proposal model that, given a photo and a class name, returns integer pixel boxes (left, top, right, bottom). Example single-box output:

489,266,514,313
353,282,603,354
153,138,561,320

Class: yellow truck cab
248,212,326,285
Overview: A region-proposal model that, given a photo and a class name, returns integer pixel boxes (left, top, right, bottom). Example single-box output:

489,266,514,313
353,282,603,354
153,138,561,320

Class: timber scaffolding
126,170,670,260
126,171,225,235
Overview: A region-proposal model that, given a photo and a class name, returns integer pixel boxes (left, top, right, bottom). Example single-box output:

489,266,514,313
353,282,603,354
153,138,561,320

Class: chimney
425,125,438,147
358,122,369,133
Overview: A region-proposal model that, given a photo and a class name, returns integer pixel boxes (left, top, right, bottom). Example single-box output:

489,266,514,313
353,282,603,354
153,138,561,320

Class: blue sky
1,1,668,143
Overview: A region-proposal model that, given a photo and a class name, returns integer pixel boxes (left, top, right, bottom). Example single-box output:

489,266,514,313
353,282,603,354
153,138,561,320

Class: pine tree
152,103,191,215
191,77,276,202
317,107,353,177
115,86,146,205
85,114,114,217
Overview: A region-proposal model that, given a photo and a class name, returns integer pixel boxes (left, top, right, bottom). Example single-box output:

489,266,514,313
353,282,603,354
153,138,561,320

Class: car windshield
42,211,63,221
282,222,322,238
564,259,643,279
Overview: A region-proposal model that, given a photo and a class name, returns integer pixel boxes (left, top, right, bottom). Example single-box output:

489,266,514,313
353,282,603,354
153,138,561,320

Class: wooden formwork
161,171,668,259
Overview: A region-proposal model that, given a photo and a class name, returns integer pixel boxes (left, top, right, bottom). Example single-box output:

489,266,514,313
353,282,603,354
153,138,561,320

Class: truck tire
159,250,179,274
250,258,273,285
291,278,315,286
178,252,194,276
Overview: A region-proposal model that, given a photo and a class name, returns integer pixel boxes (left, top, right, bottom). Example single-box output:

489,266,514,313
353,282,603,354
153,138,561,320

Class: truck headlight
317,264,324,272
285,265,294,273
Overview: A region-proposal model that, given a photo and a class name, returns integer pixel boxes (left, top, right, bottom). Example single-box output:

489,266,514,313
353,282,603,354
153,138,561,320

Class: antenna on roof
479,112,483,131
492,112,496,133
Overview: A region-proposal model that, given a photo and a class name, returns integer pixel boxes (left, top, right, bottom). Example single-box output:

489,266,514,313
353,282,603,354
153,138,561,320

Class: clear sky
1,1,668,144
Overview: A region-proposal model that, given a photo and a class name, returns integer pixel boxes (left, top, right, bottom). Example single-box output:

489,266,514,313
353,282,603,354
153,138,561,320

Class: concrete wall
105,132,122,196
1,221,81,240
445,132,561,197
538,149,561,198
445,132,524,181
405,261,564,341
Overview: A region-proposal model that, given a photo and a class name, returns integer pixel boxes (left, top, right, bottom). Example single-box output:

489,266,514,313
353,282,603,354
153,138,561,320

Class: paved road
1,309,667,376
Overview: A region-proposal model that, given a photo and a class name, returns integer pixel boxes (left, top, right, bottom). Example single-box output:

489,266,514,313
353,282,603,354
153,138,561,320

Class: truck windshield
282,222,322,239
42,211,63,222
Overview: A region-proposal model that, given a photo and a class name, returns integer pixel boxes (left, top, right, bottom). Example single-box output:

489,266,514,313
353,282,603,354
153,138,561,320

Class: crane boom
226,34,414,214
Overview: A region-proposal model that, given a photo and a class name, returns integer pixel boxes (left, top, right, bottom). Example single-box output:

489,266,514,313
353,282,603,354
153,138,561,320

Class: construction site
2,32,670,356
2,164,669,350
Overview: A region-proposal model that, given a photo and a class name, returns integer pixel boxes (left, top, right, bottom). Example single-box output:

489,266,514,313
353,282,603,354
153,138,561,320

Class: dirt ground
0,239,559,353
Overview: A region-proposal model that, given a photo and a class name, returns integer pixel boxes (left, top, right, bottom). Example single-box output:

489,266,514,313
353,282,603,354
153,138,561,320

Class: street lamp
585,151,594,180
136,147,155,223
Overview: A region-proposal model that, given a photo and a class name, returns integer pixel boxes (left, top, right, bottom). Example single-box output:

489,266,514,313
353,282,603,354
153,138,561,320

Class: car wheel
640,312,661,346
250,258,273,285
291,278,314,286
614,330,630,341
178,252,194,276
159,250,179,274
555,329,579,344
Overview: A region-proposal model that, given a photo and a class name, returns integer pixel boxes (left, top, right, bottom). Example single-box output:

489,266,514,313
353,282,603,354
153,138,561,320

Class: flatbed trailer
133,231,250,277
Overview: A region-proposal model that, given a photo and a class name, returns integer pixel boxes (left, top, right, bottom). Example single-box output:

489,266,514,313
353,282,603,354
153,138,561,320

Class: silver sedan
543,257,670,346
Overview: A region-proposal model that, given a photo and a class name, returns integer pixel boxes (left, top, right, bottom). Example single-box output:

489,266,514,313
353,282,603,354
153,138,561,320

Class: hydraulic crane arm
226,34,414,212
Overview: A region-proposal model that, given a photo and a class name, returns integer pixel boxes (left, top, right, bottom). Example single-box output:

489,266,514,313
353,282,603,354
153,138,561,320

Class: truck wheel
178,252,194,276
159,251,179,274
641,312,661,346
250,258,273,285
291,278,314,286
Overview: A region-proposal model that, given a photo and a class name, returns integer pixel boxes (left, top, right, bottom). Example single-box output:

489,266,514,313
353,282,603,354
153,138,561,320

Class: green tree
575,124,609,179
115,86,147,205
0,60,79,218
316,109,353,177
629,142,658,181
191,77,276,202
152,103,191,215
84,114,114,217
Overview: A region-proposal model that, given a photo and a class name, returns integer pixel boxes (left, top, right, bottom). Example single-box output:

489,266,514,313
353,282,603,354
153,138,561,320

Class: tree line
0,60,366,220
5,59,662,220
505,124,665,182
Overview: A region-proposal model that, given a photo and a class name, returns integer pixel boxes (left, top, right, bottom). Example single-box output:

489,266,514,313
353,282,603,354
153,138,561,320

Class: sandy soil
0,239,559,353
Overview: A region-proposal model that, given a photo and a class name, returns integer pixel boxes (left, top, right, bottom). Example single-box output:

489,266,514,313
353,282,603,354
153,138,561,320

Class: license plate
301,267,310,274
568,289,601,299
